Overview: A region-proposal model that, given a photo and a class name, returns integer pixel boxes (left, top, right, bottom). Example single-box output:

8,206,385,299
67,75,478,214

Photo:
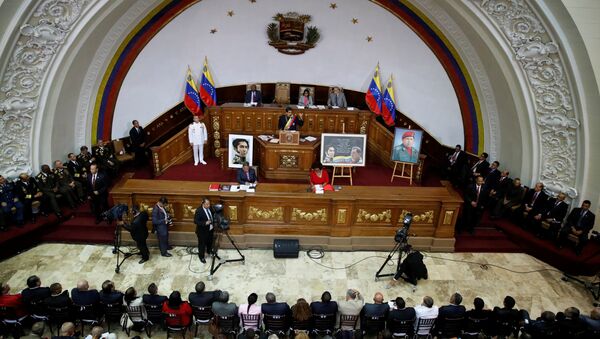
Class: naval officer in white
188,115,208,165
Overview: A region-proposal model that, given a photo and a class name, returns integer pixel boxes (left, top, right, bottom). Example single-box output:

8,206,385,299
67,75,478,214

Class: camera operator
129,205,149,264
194,197,214,263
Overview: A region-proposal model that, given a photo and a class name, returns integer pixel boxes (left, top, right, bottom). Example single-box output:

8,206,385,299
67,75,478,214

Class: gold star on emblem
366,36,373,42
330,3,337,9
210,28,218,34
227,10,234,17
351,18,358,24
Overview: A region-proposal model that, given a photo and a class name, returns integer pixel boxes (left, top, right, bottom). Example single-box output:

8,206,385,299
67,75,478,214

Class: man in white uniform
188,115,208,165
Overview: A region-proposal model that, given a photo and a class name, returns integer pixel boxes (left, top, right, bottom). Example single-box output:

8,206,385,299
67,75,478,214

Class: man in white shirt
414,296,438,334
188,115,208,166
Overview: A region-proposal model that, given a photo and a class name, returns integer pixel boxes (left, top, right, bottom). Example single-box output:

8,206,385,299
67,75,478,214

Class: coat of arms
267,12,320,55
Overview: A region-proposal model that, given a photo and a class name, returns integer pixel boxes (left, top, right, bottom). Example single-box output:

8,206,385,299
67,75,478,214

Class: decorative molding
0,0,91,177
279,155,298,168
336,208,347,224
356,209,391,223
212,115,221,157
183,204,197,219
398,210,434,224
468,0,578,197
291,208,327,222
228,205,238,221
248,206,284,221
443,210,454,225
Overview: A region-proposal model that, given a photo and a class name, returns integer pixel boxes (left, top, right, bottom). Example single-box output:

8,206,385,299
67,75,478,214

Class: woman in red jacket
162,291,192,327
309,162,330,190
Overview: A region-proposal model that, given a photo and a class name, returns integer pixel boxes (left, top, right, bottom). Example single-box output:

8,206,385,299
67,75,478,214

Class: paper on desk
308,105,317,109
331,105,340,109
240,184,249,191
347,107,355,110
258,135,270,141
304,136,317,142
296,105,305,109
230,185,240,192
316,105,326,109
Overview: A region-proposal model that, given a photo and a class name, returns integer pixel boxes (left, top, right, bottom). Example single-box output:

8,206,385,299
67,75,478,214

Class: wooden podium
256,137,320,180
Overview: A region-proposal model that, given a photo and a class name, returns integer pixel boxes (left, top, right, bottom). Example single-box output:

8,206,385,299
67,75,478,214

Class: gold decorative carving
183,204,197,218
337,208,347,223
214,140,221,148
280,155,298,168
291,208,327,222
214,131,220,140
443,210,454,225
359,120,368,134
356,209,391,223
248,206,283,220
212,116,220,130
398,209,434,224
229,206,238,221
139,203,152,215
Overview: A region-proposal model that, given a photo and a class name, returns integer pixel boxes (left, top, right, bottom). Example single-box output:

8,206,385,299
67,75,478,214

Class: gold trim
337,208,347,223
229,206,238,221
183,204,197,219
248,206,284,220
398,209,434,224
291,208,327,222
356,209,391,223
443,210,454,225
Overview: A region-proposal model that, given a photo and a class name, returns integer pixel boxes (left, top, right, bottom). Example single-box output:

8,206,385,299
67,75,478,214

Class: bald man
59,322,77,338
71,279,99,306
362,292,390,318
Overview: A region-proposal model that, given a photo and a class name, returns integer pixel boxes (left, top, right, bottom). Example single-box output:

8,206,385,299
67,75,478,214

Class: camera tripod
562,272,600,307
207,228,245,280
375,240,409,281
112,221,140,274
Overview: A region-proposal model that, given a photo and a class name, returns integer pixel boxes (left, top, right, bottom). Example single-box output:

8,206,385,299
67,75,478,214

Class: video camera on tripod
212,203,230,231
394,213,413,245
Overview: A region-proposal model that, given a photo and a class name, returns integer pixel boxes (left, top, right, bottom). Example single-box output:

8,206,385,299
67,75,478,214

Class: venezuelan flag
365,63,382,115
382,75,396,126
199,57,217,107
184,67,202,115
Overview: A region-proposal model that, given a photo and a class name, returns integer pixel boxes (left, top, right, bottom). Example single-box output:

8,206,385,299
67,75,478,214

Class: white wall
112,0,463,146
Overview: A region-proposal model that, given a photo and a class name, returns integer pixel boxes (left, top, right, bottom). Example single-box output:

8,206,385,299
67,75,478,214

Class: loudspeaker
273,239,299,258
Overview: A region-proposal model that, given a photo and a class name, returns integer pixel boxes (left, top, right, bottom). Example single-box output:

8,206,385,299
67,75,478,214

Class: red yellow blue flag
382,75,396,126
199,57,217,107
184,67,202,115
365,63,382,115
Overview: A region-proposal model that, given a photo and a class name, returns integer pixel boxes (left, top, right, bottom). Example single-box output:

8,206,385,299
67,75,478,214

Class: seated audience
483,161,501,191
123,286,143,307
557,200,596,255
142,282,167,306
237,162,258,185
188,281,220,308
244,84,262,105
54,321,77,339
45,282,72,309
387,297,415,337
528,192,568,236
212,290,238,317
84,326,107,339
557,306,588,337
582,307,600,333
21,275,51,313
162,291,192,327
327,86,347,108
0,282,27,318
298,88,313,106
71,279,100,306
99,280,123,304
291,297,312,327
0,175,25,227
53,160,84,205
362,292,389,318
310,291,338,315
436,292,466,333
414,296,438,331
261,292,290,316
491,295,521,337
309,162,330,189
469,152,490,182
487,170,511,209
523,310,558,338
77,145,95,170
35,164,65,219
491,177,524,219
238,292,261,331
15,173,46,224
22,321,45,339
466,296,492,321
519,182,548,222
338,288,364,330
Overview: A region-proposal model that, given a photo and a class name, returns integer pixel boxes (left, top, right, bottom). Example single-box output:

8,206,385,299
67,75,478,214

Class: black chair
336,314,360,338
27,298,48,321
387,317,415,338
0,306,25,339
436,316,464,338
144,304,164,337
191,305,213,337
263,313,289,336
100,301,123,331
291,316,312,336
73,303,102,334
164,312,189,339
492,319,519,338
312,313,336,337
462,316,489,338
413,317,436,338
46,305,72,335
123,305,148,336
215,314,237,338
362,315,387,338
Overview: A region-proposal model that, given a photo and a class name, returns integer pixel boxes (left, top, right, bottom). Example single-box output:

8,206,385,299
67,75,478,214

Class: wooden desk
111,175,462,251
256,137,320,180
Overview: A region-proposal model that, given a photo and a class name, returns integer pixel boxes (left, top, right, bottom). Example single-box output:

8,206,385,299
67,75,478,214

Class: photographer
129,205,149,264
194,197,214,263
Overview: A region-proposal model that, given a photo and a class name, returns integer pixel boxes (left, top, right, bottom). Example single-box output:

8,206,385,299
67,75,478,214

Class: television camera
102,203,140,273
375,213,414,281
207,202,244,280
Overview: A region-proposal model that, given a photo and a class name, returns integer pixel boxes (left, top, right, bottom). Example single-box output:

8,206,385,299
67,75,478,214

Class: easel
391,161,414,185
332,166,352,185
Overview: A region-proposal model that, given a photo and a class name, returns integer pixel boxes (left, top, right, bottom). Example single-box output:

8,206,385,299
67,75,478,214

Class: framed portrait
228,134,253,168
320,133,367,167
391,128,423,164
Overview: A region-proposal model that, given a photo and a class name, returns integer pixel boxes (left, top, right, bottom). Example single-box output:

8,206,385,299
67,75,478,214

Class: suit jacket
504,184,525,205
87,172,108,196
244,90,262,105
99,291,124,304
493,176,512,198
152,204,168,227
194,206,214,233
129,211,149,241
541,198,568,222
388,307,416,322
66,160,87,180
327,92,347,107
237,168,257,184
129,126,146,147
189,290,220,307
464,183,488,208
44,290,72,309
565,207,595,232
438,304,466,320
298,95,313,106
261,302,291,316
523,189,548,213
142,294,168,306
448,150,467,169
212,301,238,317
15,178,42,201
310,301,338,315
483,169,501,191
278,114,304,130
71,288,100,306
362,303,389,317
21,287,51,306
471,160,490,177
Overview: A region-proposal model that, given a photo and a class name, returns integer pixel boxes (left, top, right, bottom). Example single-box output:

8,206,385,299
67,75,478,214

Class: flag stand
332,166,353,186
391,161,414,185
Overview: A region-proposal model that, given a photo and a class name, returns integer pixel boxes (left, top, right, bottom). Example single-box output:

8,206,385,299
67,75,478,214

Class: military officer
35,165,64,219
77,145,95,171
93,139,119,178
15,173,45,223
0,175,25,228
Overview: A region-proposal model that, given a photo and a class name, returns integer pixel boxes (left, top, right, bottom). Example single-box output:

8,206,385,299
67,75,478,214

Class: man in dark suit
462,175,488,234
469,152,490,183
490,296,521,338
487,170,511,210
261,292,291,317
87,164,108,224
76,146,95,171
310,291,338,315
142,283,167,306
15,173,45,223
152,196,172,257
99,280,123,304
71,280,100,306
53,160,83,205
92,139,119,178
361,292,389,329
483,161,501,191
188,281,220,307
44,283,72,309
21,275,51,315
129,120,146,167
237,162,258,185
244,84,262,106
519,182,548,225
128,205,149,263
557,200,595,255
436,292,466,334
66,152,87,193
528,192,568,236
446,144,468,187
194,197,214,263
278,106,304,131
491,177,524,219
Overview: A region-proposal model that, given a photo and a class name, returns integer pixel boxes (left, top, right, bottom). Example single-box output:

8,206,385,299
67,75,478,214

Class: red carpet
40,201,114,245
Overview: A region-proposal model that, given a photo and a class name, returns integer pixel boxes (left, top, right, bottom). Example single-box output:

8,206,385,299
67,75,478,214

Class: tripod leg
375,242,401,281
